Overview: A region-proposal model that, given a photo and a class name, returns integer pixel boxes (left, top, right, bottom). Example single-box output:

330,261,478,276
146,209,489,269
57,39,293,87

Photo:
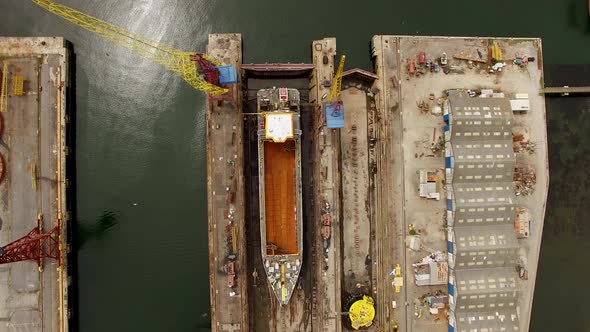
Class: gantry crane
324,55,345,129
31,0,236,96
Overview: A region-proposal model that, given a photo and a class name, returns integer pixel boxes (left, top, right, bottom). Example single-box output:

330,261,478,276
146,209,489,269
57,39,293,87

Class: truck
227,254,236,288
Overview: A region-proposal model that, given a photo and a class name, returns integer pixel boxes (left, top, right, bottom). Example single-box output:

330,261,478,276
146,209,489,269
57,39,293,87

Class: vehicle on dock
257,87,303,305
418,51,426,65
440,52,448,66
227,255,236,288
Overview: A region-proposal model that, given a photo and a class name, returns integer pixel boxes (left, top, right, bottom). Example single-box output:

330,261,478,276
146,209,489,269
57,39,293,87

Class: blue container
445,156,452,168
448,283,454,296
324,103,345,129
216,65,237,84
447,241,453,253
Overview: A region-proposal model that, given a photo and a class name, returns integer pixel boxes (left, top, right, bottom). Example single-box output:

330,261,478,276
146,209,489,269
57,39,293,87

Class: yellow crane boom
327,55,345,103
32,0,228,95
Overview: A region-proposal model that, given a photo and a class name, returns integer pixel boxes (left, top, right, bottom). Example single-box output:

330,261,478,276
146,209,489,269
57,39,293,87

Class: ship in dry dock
257,87,303,305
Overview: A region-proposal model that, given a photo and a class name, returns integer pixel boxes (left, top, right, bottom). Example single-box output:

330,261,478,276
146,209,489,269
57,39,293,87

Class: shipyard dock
0,37,72,332
206,34,548,332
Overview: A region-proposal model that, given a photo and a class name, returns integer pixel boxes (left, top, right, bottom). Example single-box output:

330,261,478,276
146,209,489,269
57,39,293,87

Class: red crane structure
0,214,61,270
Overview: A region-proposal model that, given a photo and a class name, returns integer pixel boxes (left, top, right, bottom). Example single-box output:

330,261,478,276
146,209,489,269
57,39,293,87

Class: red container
418,52,426,65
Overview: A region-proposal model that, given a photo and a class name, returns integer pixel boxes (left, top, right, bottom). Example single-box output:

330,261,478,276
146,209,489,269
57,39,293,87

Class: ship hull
257,88,303,305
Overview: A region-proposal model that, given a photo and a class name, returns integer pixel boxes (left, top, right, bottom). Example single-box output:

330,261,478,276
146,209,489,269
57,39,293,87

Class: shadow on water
63,42,118,332
531,65,590,331
76,210,119,249
64,40,79,332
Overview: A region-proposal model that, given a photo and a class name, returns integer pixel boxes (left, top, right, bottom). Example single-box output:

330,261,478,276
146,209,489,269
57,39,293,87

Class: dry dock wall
205,33,248,332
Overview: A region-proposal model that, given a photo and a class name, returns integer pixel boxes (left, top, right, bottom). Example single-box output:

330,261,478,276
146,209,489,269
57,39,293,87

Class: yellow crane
327,55,345,104
324,55,345,128
0,63,8,113
32,0,235,96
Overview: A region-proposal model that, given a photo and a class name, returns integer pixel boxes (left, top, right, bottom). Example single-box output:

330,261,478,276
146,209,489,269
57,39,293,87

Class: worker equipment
32,0,236,96
324,55,345,128
349,295,375,330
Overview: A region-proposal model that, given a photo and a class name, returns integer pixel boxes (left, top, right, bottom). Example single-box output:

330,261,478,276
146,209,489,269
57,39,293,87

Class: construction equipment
0,214,60,271
227,255,236,288
453,52,487,63
324,55,345,129
490,41,503,62
393,263,403,293
349,295,375,330
32,0,236,96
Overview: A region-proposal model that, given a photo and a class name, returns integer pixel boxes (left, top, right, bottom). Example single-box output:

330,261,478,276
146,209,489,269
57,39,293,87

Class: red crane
0,214,60,271
190,53,221,87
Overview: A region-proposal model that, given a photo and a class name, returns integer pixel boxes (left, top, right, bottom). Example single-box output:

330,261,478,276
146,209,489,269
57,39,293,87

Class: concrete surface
309,37,342,332
340,87,372,294
206,33,248,332
371,35,548,332
0,37,70,332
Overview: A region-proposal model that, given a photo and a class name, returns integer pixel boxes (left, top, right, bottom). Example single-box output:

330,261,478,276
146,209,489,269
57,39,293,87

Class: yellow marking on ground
1,62,8,112
31,163,38,190
13,75,24,96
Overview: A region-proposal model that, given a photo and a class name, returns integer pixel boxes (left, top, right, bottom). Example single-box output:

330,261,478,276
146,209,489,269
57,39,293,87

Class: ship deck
264,141,298,255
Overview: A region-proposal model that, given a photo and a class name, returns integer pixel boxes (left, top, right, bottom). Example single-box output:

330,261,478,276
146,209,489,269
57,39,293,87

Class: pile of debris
431,135,444,156
321,201,332,257
514,166,536,196
414,290,449,321
417,99,430,113
513,134,536,154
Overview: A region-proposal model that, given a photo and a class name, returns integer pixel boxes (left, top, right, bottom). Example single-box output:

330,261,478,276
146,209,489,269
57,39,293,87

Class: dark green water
0,0,589,331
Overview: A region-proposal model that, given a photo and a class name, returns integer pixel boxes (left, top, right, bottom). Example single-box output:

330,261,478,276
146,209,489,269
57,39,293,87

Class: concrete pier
309,37,342,332
371,35,549,332
205,33,248,332
0,37,71,332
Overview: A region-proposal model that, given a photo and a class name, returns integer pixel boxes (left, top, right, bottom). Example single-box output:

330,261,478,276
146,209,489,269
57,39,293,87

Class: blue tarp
448,324,455,332
447,199,453,211
444,113,449,122
324,103,344,129
448,283,454,297
445,156,452,168
444,124,449,132
447,241,453,254
216,65,237,84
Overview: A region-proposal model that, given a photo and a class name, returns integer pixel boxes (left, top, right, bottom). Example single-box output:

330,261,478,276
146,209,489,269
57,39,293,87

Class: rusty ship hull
257,87,303,305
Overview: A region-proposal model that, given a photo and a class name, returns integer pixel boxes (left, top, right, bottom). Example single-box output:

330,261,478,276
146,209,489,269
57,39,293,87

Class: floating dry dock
0,37,71,332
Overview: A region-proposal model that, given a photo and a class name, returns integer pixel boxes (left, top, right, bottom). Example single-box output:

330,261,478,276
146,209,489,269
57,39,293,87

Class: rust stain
264,141,298,255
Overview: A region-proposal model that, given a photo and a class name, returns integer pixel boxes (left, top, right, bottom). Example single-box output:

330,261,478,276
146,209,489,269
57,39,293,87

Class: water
0,0,589,331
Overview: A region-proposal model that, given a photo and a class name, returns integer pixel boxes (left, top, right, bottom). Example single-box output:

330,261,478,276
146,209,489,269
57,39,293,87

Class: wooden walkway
541,86,590,94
